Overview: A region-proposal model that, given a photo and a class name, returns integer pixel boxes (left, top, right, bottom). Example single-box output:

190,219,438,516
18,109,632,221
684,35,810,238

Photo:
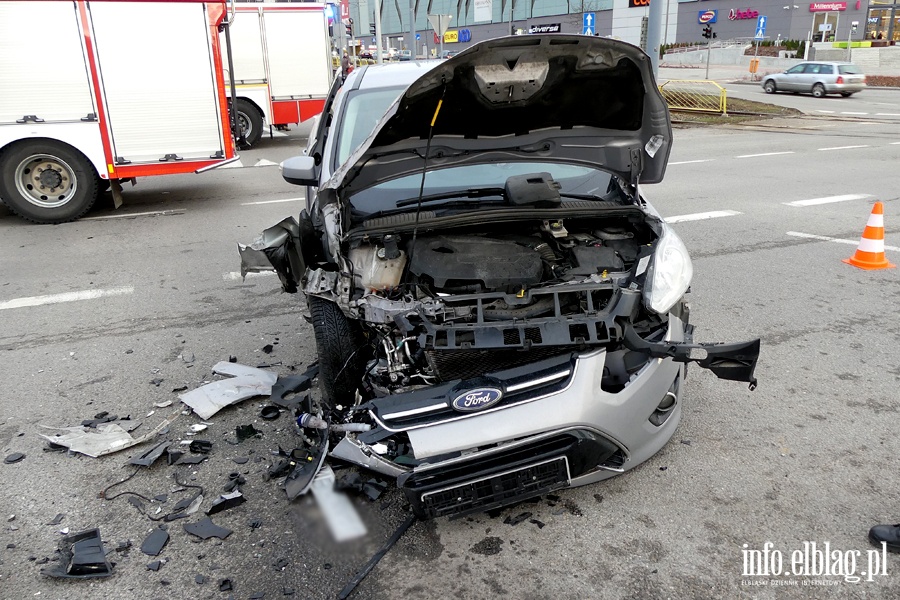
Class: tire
840,92,854,97
763,80,776,94
308,295,365,409
812,83,826,98
234,98,263,147
0,140,99,224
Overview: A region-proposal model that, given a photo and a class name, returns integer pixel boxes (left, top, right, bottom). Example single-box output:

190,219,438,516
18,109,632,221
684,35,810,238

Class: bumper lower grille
426,347,570,381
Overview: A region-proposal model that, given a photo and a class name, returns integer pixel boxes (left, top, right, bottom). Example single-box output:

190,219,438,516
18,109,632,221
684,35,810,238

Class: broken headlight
643,224,693,314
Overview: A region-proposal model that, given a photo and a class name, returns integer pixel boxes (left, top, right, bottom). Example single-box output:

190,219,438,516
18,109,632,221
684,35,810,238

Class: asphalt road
1,103,900,599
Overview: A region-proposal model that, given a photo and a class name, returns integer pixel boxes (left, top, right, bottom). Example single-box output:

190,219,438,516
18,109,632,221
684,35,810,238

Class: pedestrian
341,52,350,78
868,523,900,553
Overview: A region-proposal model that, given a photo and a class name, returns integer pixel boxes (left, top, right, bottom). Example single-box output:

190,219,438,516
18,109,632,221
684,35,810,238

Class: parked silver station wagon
762,61,866,97
242,35,761,519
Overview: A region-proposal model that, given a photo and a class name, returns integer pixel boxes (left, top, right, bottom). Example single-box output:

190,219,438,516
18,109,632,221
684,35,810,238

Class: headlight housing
643,225,693,314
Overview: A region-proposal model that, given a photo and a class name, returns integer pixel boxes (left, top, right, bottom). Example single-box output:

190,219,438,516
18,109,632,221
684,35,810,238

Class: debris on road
178,366,274,419
310,465,366,542
235,424,261,442
4,452,25,464
41,528,113,579
206,491,246,516
128,441,172,467
140,527,169,556
46,514,65,526
39,412,180,457
183,517,232,540
337,515,417,599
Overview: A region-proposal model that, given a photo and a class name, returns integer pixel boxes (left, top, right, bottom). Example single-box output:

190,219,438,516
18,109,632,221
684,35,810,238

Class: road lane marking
892,142,900,145
735,151,795,158
254,159,279,167
668,159,715,165
787,231,900,252
783,193,872,207
665,210,742,223
223,271,278,281
816,110,836,114
817,145,869,151
82,209,185,220
841,112,868,115
0,286,134,311
240,198,304,206
876,113,900,117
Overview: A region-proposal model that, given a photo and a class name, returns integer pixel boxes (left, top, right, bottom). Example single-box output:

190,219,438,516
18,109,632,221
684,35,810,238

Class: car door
779,64,807,91
799,63,822,93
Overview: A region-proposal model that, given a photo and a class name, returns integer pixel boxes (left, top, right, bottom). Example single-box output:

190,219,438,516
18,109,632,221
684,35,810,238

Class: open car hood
325,34,672,202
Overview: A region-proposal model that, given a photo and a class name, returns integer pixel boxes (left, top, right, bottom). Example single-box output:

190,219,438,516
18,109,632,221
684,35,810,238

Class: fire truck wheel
0,140,99,224
235,99,263,147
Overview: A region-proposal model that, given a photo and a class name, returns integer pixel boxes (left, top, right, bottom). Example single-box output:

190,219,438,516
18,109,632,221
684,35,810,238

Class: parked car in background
241,36,760,519
762,62,866,97
399,49,412,61
440,50,458,59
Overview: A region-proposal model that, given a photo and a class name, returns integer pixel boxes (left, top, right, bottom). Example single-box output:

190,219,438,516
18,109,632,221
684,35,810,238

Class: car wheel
812,83,826,98
234,98,263,147
308,295,365,409
0,140,99,224
763,80,776,94
840,92,853,97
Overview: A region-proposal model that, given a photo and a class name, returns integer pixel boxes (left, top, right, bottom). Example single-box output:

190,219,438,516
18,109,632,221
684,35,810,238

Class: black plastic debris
115,540,132,553
228,355,237,363
127,497,145,513
4,452,25,464
268,365,318,409
283,587,295,596
150,378,164,387
147,560,162,572
250,592,265,599
171,385,188,393
232,456,249,465
236,425,261,442
166,448,184,466
190,440,213,454
285,441,327,501
128,441,172,467
336,472,386,501
260,406,280,421
47,513,65,526
164,512,188,522
183,517,232,540
206,491,245,516
249,518,262,529
196,574,207,584
153,494,168,503
273,557,288,571
219,578,233,591
140,528,169,556
175,454,208,465
530,519,546,529
261,344,274,354
41,529,113,579
503,512,532,526
44,442,67,453
81,414,118,428
224,473,246,493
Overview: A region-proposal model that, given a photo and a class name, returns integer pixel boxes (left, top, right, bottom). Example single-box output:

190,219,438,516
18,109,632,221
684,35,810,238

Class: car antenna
408,81,447,266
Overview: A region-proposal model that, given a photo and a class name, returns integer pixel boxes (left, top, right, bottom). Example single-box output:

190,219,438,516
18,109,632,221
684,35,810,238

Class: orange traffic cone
843,202,895,270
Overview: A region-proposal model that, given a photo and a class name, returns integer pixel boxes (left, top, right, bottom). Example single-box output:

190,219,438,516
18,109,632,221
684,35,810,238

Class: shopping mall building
346,0,899,54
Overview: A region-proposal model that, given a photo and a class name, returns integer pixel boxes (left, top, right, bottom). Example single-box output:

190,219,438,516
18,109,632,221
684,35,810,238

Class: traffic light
370,22,376,35
702,24,712,39
346,18,353,37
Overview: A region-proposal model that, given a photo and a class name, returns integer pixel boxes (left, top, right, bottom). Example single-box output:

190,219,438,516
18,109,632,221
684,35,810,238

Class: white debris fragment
59,527,69,534
153,400,173,408
189,424,207,433
146,411,155,417
212,361,278,386
178,367,274,420
38,413,180,458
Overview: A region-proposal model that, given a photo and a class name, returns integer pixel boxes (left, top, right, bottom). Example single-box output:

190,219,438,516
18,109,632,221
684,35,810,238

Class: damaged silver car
241,35,760,519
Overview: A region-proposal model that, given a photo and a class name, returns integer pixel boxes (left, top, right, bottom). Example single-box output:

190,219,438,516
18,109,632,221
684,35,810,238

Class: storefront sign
629,0,650,7
809,1,846,10
529,23,561,33
444,30,459,43
459,28,472,42
474,0,492,23
698,9,717,23
728,8,759,20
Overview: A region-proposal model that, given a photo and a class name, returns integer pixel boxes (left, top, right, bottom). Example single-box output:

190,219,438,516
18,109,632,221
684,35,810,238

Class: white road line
841,112,868,115
783,193,872,207
0,286,134,311
735,151,795,159
787,231,900,252
254,159,279,167
239,197,303,206
876,113,900,117
668,159,715,165
816,110,836,114
892,142,900,145
665,210,742,223
222,271,278,281
817,145,869,151
82,209,185,221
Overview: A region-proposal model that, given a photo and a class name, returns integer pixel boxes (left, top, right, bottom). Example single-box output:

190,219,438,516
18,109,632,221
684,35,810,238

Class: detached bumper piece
398,430,619,519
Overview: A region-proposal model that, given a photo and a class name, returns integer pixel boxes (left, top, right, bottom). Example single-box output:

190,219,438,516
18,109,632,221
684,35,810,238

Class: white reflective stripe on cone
867,213,885,228
857,237,885,253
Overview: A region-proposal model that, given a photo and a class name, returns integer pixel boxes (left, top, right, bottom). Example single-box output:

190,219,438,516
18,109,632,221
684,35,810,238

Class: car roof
353,61,442,90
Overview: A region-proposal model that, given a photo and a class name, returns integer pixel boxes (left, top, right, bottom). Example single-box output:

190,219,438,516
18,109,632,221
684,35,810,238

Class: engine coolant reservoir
349,244,407,290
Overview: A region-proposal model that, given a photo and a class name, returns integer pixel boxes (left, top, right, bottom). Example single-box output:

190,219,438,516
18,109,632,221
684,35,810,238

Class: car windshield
838,65,862,74
347,162,619,216
335,86,406,166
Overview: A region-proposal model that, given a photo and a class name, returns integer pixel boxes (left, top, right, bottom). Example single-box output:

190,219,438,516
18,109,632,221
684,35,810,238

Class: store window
865,2,898,41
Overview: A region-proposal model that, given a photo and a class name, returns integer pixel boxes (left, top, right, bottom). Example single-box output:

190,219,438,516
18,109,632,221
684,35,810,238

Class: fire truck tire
235,99,263,147
0,140,99,224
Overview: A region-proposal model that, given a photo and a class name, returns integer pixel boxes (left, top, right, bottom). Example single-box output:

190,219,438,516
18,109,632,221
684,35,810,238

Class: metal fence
659,80,727,115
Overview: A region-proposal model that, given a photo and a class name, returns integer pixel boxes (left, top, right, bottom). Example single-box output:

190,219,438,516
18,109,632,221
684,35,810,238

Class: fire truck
0,0,237,224
224,2,333,147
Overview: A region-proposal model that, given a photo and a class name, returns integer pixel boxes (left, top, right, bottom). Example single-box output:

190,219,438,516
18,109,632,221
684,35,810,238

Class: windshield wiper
395,187,506,207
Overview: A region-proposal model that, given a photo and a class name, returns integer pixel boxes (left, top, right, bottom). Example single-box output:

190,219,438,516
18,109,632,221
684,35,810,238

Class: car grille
426,346,571,381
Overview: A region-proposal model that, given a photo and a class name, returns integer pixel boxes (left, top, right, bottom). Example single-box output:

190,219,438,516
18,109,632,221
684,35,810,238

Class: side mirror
281,155,317,186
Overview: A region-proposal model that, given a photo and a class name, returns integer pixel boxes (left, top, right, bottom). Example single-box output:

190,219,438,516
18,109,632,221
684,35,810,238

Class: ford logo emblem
451,387,503,413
